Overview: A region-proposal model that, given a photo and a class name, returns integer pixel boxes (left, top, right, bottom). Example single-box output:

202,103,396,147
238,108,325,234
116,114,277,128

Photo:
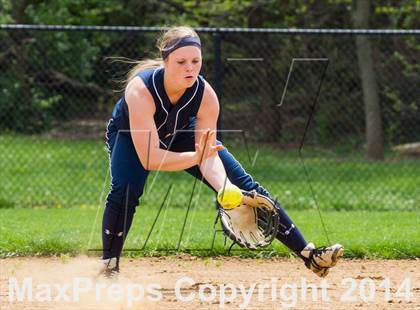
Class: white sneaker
300,242,344,277
99,257,120,279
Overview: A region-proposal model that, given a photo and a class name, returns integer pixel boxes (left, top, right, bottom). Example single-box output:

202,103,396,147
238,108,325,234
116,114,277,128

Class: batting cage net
0,25,419,212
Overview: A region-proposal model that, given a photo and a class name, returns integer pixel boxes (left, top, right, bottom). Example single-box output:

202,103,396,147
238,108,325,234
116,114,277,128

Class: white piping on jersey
152,67,201,146
152,68,168,132
172,78,200,136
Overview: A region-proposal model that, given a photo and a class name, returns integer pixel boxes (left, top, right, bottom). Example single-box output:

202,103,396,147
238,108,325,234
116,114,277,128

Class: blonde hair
126,26,200,84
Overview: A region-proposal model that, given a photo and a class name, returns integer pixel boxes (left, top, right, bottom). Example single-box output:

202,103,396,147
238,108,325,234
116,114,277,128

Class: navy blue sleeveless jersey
111,67,206,148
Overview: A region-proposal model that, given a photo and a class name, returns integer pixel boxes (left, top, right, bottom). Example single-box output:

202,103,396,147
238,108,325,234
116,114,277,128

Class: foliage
0,0,418,144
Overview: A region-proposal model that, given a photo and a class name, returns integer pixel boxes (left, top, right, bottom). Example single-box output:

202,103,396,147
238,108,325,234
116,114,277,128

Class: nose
186,62,193,72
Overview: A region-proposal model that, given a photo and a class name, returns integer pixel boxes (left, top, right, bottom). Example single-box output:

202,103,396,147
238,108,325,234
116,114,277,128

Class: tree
353,0,384,160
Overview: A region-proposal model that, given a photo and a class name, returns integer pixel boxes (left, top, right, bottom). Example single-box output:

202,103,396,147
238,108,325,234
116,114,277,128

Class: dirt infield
1,256,419,309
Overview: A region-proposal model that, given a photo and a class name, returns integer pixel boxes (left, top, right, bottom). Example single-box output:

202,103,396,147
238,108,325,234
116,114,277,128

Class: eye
177,60,186,65
192,59,200,64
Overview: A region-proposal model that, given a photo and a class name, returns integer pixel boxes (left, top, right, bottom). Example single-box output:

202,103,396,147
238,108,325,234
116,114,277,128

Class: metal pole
213,32,223,140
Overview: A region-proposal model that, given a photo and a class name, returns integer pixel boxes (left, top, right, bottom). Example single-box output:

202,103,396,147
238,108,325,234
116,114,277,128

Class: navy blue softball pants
102,119,308,259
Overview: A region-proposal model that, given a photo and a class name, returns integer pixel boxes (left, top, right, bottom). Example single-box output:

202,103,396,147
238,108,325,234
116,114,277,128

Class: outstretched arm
196,82,233,192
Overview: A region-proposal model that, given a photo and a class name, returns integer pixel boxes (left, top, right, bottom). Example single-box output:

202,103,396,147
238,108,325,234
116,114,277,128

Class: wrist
193,151,200,166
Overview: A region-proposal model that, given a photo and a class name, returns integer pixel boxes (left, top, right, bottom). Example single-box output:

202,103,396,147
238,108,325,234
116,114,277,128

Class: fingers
198,129,213,147
201,129,210,143
214,144,225,151
197,129,211,151
202,129,212,144
196,130,209,147
196,130,223,161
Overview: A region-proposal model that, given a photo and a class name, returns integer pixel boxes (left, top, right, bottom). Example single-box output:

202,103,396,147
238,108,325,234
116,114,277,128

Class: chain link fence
0,25,419,211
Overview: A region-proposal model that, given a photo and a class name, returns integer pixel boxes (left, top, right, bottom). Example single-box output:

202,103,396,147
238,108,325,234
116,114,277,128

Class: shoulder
201,80,219,107
137,67,159,83
198,80,219,117
124,76,156,113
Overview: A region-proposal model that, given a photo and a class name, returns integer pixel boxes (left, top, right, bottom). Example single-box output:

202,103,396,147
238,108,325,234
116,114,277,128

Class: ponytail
126,59,163,85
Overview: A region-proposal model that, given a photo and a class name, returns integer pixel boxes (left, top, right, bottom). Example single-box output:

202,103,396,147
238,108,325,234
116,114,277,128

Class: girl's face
164,45,202,89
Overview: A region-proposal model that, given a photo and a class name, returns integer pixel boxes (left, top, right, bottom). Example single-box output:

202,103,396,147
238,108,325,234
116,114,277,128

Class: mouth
184,75,194,79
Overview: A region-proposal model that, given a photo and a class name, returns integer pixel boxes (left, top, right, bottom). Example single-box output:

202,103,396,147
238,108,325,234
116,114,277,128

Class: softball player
101,26,343,278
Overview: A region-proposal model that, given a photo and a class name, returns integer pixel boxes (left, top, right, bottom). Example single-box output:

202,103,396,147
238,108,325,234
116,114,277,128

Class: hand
195,130,224,164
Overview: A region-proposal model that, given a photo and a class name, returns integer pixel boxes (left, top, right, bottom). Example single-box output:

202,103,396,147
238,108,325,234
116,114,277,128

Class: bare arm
196,82,233,191
126,77,219,171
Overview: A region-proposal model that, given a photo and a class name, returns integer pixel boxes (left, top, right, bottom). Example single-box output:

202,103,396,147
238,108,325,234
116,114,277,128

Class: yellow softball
217,185,243,209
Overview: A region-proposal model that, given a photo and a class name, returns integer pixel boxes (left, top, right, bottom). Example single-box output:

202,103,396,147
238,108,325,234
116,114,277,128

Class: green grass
0,135,419,211
0,135,419,259
0,135,107,208
0,208,419,259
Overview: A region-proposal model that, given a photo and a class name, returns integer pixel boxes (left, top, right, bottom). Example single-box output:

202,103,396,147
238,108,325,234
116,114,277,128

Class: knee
106,182,143,212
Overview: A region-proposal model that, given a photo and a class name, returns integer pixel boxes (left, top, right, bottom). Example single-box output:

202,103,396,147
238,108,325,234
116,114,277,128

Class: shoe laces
309,246,330,268
312,246,329,257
